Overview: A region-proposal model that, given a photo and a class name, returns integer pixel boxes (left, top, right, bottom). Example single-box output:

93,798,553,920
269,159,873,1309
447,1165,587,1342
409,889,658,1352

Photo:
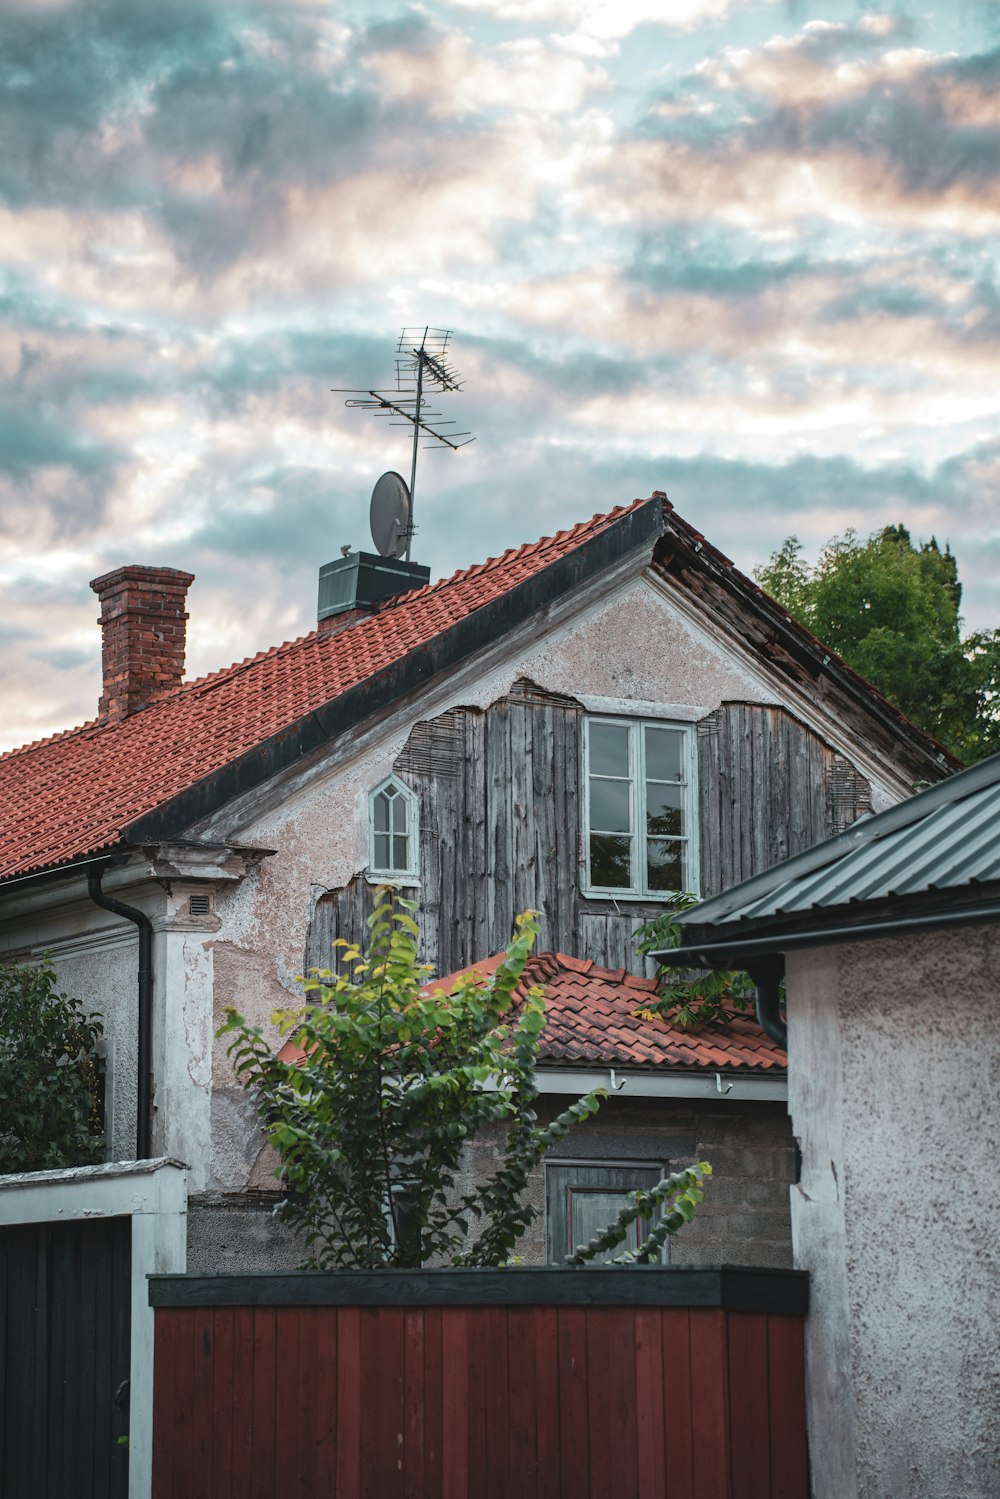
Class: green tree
220,890,711,1269
755,527,1000,763
634,898,754,1030
0,958,105,1174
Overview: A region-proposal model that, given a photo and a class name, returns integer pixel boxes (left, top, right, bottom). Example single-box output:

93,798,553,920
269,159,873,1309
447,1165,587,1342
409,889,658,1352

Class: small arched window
368,777,419,881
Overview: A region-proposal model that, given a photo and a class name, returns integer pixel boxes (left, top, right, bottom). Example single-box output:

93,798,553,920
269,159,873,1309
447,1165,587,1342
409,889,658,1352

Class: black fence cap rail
149,1264,808,1316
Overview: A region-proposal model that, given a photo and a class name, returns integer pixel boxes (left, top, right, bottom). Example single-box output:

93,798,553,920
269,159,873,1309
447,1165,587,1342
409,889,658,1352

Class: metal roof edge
675,751,1000,930
658,889,1000,969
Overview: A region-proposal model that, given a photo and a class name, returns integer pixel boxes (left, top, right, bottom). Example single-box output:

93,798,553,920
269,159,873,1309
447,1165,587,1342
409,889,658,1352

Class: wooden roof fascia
651,511,961,783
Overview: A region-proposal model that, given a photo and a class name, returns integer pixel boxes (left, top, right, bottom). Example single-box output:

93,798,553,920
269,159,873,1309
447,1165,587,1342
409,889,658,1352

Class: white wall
788,923,1000,1499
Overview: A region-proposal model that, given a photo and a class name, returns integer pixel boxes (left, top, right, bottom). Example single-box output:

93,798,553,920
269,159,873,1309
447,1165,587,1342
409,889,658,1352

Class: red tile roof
277,950,786,1074
0,499,650,881
0,486,953,885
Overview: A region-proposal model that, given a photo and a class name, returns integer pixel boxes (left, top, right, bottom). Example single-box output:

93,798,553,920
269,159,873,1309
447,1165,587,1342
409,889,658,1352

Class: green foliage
634,900,754,1029
219,891,609,1270
755,527,999,763
0,958,105,1174
566,1163,712,1266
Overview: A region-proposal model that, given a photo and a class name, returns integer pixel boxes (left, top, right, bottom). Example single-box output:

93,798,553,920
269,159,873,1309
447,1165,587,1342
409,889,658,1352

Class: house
652,752,1000,1499
0,493,955,1267
280,948,792,1267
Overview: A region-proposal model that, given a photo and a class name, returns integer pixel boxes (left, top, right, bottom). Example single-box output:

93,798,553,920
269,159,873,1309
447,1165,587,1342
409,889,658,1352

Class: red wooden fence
150,1267,808,1499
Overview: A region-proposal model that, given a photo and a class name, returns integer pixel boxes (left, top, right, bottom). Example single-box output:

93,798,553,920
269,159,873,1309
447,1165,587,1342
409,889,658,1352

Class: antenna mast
334,327,474,561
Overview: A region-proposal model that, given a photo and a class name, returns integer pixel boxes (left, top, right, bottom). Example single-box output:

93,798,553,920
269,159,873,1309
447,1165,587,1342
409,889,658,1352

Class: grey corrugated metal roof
678,752,1000,932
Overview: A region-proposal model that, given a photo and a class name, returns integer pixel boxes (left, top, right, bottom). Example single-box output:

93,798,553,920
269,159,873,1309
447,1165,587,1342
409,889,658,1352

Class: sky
1,0,998,751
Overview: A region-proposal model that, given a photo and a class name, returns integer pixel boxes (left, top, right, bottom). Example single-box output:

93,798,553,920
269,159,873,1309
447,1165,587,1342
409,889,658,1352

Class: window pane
391,794,408,834
392,835,408,870
373,793,389,833
590,778,631,833
645,726,684,783
590,833,632,889
646,838,683,892
374,831,391,869
646,783,683,837
588,722,630,778
568,1189,641,1262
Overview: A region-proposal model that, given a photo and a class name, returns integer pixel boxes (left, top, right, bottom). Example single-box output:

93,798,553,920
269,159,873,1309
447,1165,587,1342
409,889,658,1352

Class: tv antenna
334,327,474,562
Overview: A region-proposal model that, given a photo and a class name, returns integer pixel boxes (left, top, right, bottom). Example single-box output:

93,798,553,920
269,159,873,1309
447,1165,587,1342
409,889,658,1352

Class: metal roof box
317,552,430,621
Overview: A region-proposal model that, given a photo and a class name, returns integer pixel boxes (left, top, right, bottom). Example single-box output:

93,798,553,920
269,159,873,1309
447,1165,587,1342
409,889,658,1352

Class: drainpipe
87,866,153,1160
745,956,787,1050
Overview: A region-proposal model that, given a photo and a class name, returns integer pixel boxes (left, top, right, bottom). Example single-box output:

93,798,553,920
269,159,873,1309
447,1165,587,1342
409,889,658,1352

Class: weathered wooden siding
696,702,872,899
307,685,872,978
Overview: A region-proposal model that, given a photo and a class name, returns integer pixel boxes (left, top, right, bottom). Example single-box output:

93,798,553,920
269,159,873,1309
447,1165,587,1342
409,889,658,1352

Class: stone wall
455,1095,795,1267
187,1194,308,1274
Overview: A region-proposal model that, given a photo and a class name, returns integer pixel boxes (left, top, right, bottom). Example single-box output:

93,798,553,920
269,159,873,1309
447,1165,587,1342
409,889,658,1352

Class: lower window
545,1161,665,1265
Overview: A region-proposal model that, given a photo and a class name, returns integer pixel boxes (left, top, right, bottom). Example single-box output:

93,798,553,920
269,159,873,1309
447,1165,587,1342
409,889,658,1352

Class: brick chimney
89,565,195,722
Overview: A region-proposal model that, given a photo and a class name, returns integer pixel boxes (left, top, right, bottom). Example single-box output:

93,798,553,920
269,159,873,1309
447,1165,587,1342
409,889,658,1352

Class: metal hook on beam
608,1068,627,1092
715,1073,733,1096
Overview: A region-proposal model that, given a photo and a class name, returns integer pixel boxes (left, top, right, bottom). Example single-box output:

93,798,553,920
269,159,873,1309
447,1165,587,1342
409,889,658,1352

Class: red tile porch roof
457,951,786,1073
277,950,786,1074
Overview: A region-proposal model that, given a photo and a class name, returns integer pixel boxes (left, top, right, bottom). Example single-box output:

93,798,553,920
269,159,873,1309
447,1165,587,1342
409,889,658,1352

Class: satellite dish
370,471,410,559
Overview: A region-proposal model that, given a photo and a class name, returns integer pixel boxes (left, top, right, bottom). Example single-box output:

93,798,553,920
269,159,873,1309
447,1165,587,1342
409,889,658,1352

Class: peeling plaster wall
153,928,215,1192
205,575,786,1049
788,925,1000,1499
524,575,765,708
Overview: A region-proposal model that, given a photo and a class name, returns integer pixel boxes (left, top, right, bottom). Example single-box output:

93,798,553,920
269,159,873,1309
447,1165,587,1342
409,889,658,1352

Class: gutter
655,900,1000,1052
87,866,153,1160
653,898,1000,972
532,1068,787,1102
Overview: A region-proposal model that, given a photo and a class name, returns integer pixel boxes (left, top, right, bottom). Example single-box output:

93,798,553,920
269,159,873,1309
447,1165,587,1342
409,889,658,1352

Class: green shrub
0,958,105,1174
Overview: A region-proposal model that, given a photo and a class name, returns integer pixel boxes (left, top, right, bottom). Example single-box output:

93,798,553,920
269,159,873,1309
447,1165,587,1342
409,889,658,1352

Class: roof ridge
5,499,654,752
376,499,644,614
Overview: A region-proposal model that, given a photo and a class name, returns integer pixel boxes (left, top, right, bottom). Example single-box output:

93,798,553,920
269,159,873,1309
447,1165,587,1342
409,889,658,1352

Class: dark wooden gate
0,1215,132,1498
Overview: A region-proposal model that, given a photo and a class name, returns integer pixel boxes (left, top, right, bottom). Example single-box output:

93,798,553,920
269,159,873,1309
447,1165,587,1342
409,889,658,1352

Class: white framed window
368,776,419,882
582,717,697,898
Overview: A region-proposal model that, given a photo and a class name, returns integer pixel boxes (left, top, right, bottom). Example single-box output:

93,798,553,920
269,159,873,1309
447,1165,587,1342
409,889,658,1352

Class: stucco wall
788,923,1000,1499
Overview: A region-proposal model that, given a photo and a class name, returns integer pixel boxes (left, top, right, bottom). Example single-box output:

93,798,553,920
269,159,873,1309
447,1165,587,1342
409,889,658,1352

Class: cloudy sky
1,0,998,751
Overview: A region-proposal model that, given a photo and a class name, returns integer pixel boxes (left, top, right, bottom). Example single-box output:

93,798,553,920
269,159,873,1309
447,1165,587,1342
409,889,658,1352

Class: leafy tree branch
755,526,999,763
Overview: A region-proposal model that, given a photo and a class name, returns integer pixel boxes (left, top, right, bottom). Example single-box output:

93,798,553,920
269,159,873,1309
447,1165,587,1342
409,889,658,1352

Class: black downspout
87,866,153,1160
745,955,787,1050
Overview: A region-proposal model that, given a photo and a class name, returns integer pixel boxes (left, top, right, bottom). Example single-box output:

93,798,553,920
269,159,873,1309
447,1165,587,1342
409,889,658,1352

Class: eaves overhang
651,503,961,783
654,884,1000,972
533,1066,787,1102
122,497,664,845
